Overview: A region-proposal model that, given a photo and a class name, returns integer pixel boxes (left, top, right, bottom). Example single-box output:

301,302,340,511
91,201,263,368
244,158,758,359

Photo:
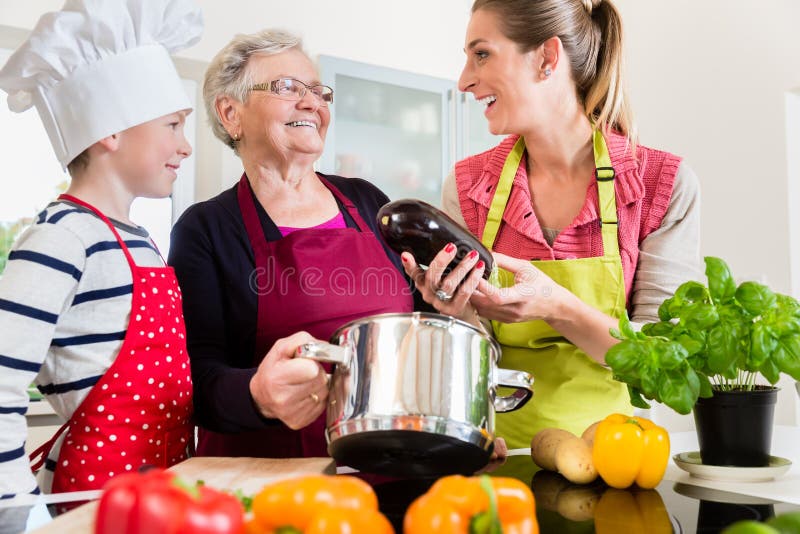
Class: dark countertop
4,439,799,533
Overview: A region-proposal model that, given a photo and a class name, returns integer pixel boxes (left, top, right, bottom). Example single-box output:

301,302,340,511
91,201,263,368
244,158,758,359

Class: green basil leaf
773,335,800,380
627,385,651,409
696,372,714,398
658,297,676,321
606,341,646,374
688,354,711,377
771,314,800,337
668,295,686,316
705,257,736,303
776,294,800,313
619,312,637,340
718,304,747,325
736,282,777,316
609,327,624,340
749,323,776,370
676,281,708,303
707,325,739,375
642,321,674,338
677,329,707,357
682,363,700,398
759,358,781,385
683,302,720,331
640,369,660,398
659,340,688,369
658,369,696,415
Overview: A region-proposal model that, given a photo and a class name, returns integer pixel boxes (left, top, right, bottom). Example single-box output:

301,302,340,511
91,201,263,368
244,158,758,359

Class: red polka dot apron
195,174,413,458
30,195,193,492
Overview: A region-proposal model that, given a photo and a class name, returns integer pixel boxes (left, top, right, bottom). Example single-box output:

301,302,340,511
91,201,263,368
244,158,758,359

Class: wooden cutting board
28,457,335,533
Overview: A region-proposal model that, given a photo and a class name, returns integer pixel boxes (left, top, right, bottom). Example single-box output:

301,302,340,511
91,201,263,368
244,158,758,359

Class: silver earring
544,68,552,77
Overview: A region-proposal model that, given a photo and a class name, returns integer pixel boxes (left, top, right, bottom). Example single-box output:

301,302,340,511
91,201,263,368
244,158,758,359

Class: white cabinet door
318,56,455,206
458,91,505,159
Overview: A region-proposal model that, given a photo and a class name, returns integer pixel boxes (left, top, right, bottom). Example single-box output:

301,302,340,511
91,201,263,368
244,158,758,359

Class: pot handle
296,341,350,368
492,367,534,413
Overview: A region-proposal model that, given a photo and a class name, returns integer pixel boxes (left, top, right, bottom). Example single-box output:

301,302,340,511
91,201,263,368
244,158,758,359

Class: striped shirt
0,200,163,497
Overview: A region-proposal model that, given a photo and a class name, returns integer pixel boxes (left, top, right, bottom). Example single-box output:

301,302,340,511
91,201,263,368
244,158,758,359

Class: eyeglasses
250,78,334,105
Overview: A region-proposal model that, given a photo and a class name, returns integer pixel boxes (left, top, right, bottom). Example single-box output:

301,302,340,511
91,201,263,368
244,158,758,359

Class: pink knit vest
454,131,681,303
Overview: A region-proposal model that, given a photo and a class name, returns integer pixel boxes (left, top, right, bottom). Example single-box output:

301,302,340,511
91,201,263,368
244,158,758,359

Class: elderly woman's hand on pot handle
470,252,568,324
249,331,329,429
400,244,485,325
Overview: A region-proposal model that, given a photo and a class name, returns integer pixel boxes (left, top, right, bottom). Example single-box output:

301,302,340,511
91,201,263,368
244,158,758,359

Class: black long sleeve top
168,174,428,434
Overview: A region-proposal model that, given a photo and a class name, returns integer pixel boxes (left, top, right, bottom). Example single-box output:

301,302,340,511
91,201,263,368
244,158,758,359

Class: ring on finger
435,288,454,302
310,392,320,403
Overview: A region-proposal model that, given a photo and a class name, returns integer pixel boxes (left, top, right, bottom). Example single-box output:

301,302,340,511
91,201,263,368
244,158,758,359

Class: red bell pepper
94,468,244,534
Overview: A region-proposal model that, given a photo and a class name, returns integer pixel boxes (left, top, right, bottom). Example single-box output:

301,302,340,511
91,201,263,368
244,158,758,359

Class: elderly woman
169,29,414,458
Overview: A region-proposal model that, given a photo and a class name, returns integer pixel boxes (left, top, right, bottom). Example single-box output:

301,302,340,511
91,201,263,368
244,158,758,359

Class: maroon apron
196,174,413,457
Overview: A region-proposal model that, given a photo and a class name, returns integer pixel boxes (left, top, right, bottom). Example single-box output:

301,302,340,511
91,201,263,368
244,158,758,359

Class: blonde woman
402,0,702,451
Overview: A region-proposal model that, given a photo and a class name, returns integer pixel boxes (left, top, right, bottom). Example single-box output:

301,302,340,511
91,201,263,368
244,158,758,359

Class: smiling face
459,9,541,136
115,110,192,198
236,49,330,164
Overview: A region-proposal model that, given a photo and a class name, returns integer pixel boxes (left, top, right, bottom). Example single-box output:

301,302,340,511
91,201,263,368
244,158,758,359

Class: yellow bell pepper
594,488,672,534
591,413,670,489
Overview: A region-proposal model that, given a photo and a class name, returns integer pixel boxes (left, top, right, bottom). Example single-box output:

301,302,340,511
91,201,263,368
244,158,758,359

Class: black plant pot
693,386,778,467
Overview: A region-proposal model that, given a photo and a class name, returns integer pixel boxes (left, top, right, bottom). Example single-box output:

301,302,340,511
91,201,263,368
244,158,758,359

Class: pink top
277,212,347,237
454,130,682,301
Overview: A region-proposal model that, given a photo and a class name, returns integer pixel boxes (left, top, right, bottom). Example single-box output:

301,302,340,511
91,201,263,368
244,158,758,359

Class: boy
0,0,203,497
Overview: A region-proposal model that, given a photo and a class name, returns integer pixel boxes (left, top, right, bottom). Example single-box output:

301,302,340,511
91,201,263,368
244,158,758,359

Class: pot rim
707,385,780,394
330,311,501,360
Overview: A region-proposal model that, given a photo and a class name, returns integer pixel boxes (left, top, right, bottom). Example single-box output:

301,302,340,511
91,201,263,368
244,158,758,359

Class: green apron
482,130,633,451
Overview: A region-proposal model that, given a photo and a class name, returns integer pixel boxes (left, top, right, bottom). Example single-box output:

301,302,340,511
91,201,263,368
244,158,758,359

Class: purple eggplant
377,199,493,280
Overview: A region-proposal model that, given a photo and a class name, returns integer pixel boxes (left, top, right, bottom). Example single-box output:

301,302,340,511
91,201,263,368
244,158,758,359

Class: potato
555,486,602,521
530,428,576,471
581,421,602,448
530,470,570,511
555,437,598,485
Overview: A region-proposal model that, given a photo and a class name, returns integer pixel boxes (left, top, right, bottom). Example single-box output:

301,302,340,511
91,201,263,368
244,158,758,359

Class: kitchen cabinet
318,56,502,206
457,89,505,158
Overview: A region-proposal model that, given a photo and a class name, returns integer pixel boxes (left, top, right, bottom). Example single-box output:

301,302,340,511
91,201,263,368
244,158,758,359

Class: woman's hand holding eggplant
400,243,485,325
249,331,329,429
471,252,568,324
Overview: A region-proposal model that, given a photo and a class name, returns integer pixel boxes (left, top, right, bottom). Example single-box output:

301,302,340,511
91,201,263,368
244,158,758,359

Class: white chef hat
0,0,203,168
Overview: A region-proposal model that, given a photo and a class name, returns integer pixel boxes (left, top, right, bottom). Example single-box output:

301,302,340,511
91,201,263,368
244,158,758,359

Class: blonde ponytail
583,1,636,147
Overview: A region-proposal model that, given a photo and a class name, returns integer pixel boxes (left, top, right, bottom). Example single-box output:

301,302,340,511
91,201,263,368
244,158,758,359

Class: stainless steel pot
297,312,533,476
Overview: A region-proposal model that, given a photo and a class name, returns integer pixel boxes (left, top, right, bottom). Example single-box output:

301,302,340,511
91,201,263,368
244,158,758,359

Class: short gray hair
203,29,304,151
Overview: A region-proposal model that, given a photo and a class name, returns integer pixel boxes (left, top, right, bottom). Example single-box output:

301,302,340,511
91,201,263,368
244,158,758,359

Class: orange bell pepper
403,475,538,534
591,413,670,489
248,475,392,534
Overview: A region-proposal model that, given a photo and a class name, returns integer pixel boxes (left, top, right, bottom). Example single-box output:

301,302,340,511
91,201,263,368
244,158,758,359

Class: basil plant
606,257,800,414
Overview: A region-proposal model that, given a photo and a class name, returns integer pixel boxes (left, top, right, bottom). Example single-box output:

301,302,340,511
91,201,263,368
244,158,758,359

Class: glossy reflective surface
5,454,800,534
370,455,800,533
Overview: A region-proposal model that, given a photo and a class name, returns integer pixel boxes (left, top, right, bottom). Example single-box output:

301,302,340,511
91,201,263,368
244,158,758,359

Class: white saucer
673,451,792,482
